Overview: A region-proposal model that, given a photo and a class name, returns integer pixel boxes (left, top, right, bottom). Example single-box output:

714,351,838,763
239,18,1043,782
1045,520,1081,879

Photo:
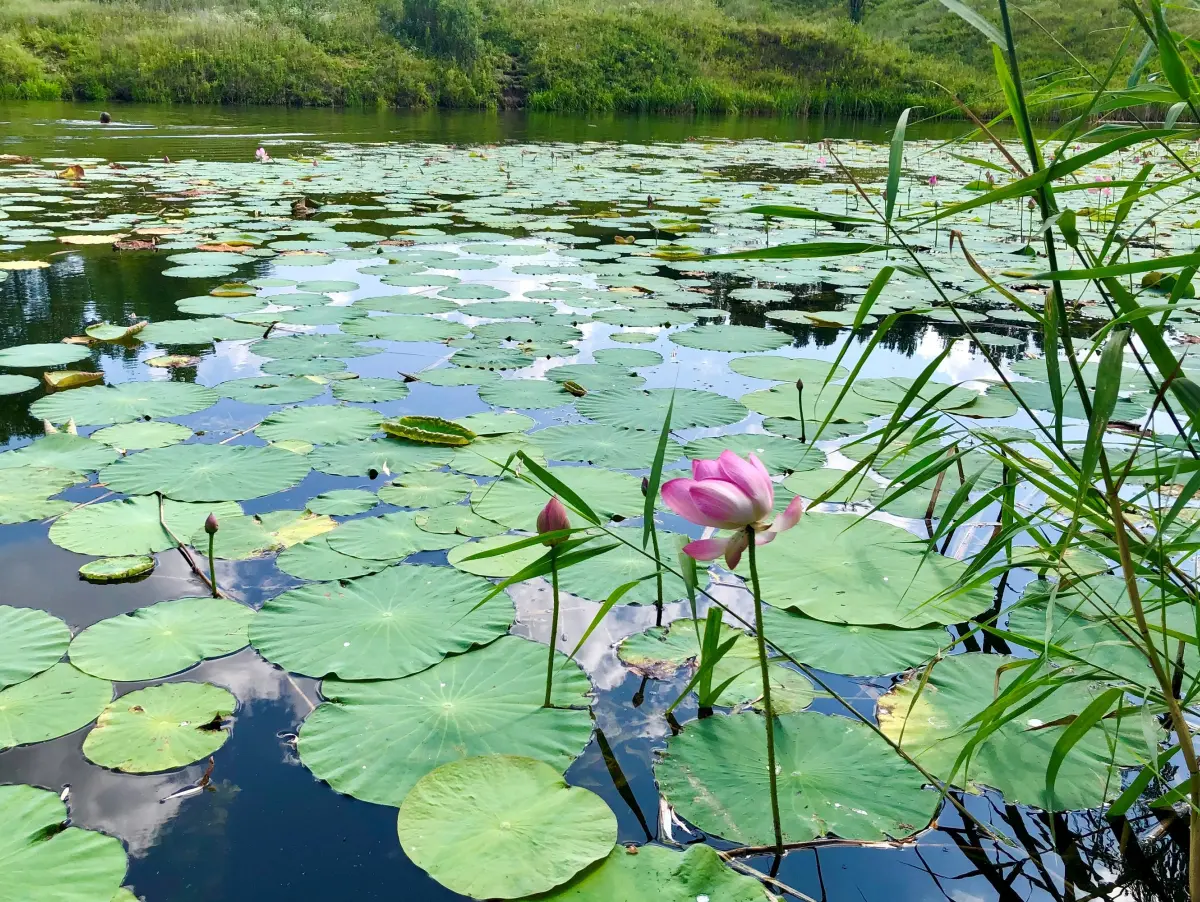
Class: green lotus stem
544,546,561,708
746,527,783,854
207,532,218,598
650,521,664,627
795,379,807,444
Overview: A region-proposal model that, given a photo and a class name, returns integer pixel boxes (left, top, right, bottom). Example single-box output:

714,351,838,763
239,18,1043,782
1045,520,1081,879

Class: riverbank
0,0,1148,116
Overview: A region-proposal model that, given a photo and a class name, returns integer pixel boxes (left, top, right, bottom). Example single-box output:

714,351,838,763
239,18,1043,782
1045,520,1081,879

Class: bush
380,0,481,64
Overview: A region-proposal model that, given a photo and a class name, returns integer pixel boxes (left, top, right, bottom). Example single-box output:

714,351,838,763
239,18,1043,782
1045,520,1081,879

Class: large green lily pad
729,354,849,384
683,433,825,475
669,324,790,352
257,405,380,445
0,784,128,902
49,497,241,557
471,471,643,529
737,514,992,627
250,564,512,680
311,437,453,477
99,443,310,502
527,843,769,901
217,376,325,406
0,664,112,751
0,434,118,474
82,682,236,773
68,597,253,682
306,489,378,516
878,653,1145,811
760,605,945,676
0,467,80,523
0,606,70,691
89,422,193,451
398,755,617,900
535,424,683,469
326,511,467,561
578,388,746,431
331,377,411,403
378,470,476,508
0,343,91,367
276,535,398,581
656,711,938,844
298,636,594,806
555,528,692,607
30,382,217,425
0,374,39,396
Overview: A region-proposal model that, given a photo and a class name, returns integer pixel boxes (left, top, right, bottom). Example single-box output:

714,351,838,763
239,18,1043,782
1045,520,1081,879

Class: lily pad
0,663,112,751
454,412,534,435
878,654,1145,811
327,510,467,561
670,324,789,352
728,354,849,384
591,348,663,368
276,535,398,581
527,843,769,901
472,471,644,529
398,755,616,900
656,711,938,844
82,682,236,773
0,434,117,474
0,606,70,691
331,378,411,403
378,470,476,508
761,605,945,676
578,388,746,431
307,489,378,516
0,342,90,367
30,382,217,425
556,528,693,607
477,379,574,410
0,784,128,902
68,597,254,681
251,564,512,680
536,424,683,469
89,422,192,451
257,405,380,445
50,497,241,557
217,376,325,406
0,374,38,395
416,504,509,538
311,437,454,477
79,556,155,583
298,636,594,806
99,443,311,502
736,514,992,627
0,467,80,523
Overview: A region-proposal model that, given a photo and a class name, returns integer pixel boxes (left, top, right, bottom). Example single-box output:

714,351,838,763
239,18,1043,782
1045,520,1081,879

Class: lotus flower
928,175,939,188
255,147,271,163
536,496,570,546
662,450,804,568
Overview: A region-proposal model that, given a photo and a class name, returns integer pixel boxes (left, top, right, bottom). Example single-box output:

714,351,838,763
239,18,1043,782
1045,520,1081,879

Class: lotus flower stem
205,513,220,598
643,477,665,626
544,546,561,708
746,527,784,854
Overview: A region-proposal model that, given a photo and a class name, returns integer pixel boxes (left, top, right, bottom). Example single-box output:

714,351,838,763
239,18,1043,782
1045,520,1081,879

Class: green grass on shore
0,0,1173,115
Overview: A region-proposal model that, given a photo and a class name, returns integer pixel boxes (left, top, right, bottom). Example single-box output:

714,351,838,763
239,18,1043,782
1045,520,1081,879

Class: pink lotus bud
928,175,938,188
537,497,570,546
204,513,219,535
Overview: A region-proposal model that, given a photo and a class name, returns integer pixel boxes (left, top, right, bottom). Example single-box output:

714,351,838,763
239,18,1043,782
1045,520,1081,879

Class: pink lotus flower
536,496,570,546
662,450,804,568
928,175,939,188
255,147,271,163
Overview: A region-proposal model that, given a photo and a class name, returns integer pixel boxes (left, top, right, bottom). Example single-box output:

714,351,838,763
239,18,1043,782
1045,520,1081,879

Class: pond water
0,103,1185,902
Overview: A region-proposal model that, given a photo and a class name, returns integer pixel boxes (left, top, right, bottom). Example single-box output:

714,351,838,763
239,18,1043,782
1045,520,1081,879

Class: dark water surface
0,102,1183,902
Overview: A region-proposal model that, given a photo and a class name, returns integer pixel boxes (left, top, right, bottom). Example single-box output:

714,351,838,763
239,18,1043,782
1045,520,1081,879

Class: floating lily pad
0,343,90,368
782,467,875,503
82,682,236,773
252,333,381,360
217,376,325,406
591,348,663,368
257,405,380,445
138,317,260,345
0,433,117,473
449,434,546,477
670,324,789,352
89,422,193,451
736,513,992,626
0,466,80,523
0,784,128,902
261,356,349,377
546,363,645,392
331,378,411,403
578,388,746,431
68,597,254,682
79,556,155,583
728,354,849,384
99,443,310,502
276,535,398,581
50,497,241,557
298,636,593,807
0,663,112,751
31,381,217,426
311,438,453,477
307,489,378,516
326,510,467,561
530,843,769,901
878,653,1145,811
379,470,476,508
761,605,945,676
342,314,469,343
535,424,682,469
416,366,500,387
454,412,534,435
657,711,938,844
416,504,509,538
0,606,70,691
471,471,643,529
398,755,616,900
477,379,573,410
447,534,546,577
0,374,38,395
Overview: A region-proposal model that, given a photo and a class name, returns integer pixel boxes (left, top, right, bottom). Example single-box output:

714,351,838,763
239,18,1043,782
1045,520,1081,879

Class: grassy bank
0,0,1160,115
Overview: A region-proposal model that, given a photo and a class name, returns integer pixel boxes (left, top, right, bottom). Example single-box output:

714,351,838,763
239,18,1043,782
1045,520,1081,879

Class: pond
0,102,1187,902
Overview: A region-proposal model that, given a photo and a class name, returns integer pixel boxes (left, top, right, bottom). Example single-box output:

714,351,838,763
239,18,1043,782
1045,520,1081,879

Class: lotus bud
641,476,650,497
65,419,78,435
204,513,219,536
536,497,570,546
